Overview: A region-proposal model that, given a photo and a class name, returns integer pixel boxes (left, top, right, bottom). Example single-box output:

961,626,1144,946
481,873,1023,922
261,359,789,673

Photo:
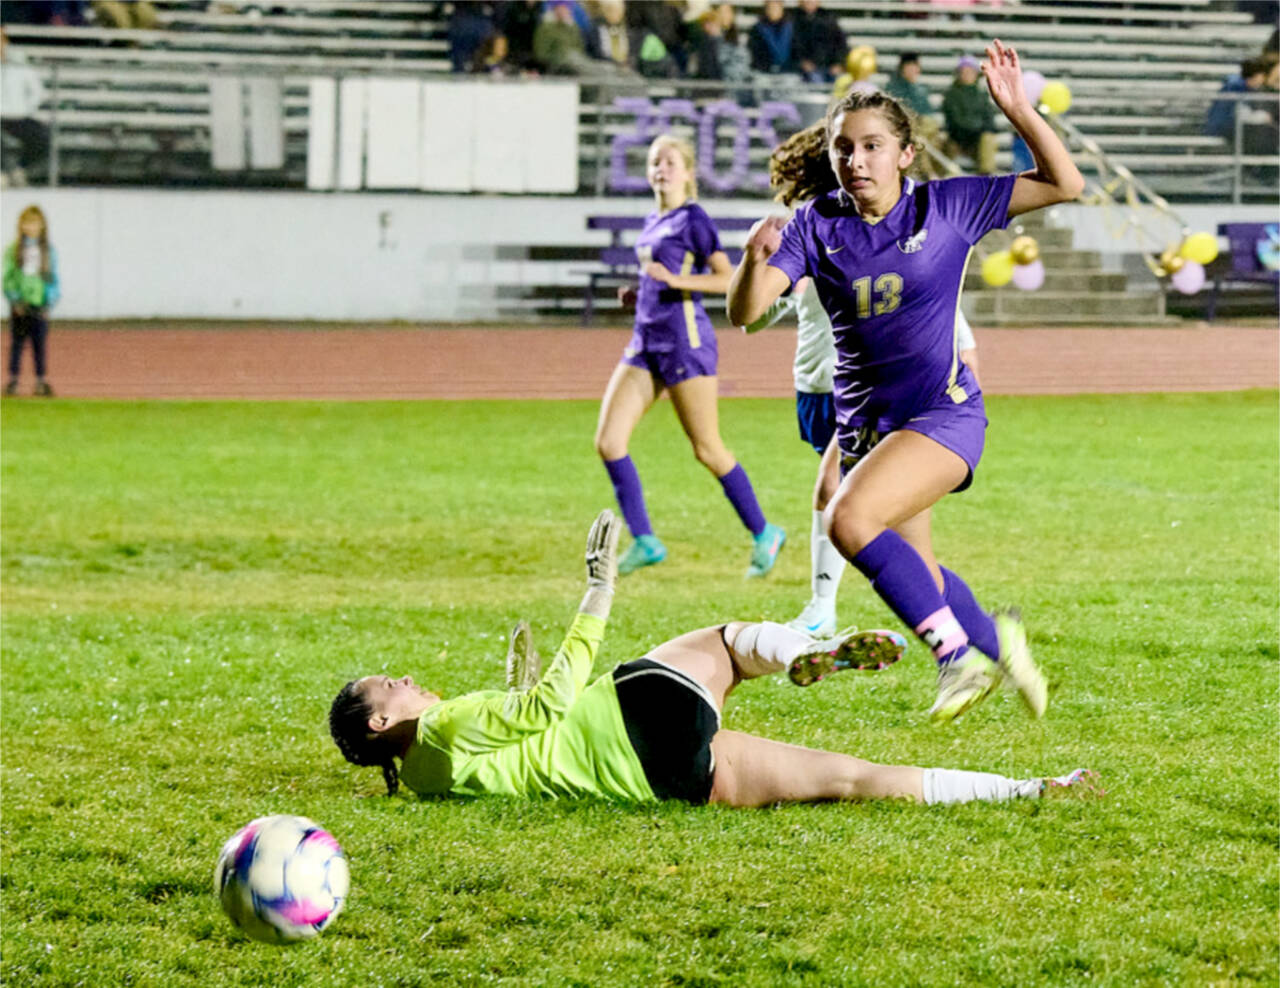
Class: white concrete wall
2,189,1273,321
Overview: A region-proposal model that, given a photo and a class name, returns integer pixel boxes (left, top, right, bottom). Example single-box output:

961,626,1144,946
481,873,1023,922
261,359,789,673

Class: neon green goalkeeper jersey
399,613,657,803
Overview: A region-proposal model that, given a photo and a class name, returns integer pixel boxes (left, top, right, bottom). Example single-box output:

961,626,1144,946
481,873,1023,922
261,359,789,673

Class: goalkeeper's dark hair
769,89,920,206
329,680,400,796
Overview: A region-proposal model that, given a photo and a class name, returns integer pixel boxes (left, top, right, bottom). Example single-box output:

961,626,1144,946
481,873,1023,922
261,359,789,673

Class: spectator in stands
627,0,688,75
0,1,86,26
688,2,748,83
3,205,60,397
593,0,635,72
91,0,158,30
469,31,516,75
1205,56,1274,139
791,0,846,84
885,52,944,176
449,2,496,74
748,0,795,76
498,0,542,72
534,0,609,76
0,29,48,187
942,54,998,174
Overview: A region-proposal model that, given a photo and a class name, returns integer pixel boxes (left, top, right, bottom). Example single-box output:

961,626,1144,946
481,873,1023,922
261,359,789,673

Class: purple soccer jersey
630,201,723,354
768,175,1017,439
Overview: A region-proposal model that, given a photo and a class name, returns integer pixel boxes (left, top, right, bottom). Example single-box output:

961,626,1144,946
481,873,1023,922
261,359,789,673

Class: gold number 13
852,273,903,317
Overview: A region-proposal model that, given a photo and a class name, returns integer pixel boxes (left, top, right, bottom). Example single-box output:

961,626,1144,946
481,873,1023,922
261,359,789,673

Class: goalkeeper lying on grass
329,510,1099,807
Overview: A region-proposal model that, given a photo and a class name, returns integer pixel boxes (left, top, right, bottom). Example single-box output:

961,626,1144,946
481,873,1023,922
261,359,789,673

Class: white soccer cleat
785,598,838,639
995,609,1048,718
929,651,1002,724
788,628,907,686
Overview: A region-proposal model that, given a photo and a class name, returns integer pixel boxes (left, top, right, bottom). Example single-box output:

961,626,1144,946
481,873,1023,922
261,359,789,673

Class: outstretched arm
646,251,734,293
727,216,793,326
983,39,1084,217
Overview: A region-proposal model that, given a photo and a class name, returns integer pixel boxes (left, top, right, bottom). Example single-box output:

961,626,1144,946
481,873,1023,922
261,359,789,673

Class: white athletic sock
811,510,846,602
921,768,1043,805
727,621,814,678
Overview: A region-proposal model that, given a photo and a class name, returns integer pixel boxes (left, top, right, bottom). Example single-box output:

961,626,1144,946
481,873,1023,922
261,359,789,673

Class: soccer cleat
3,379,16,396
788,628,907,686
994,608,1048,718
504,619,542,692
746,523,786,578
617,534,666,576
1040,768,1105,800
786,598,838,639
34,379,53,397
928,651,1002,724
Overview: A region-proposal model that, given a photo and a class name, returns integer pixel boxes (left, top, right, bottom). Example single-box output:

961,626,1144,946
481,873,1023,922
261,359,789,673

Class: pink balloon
1011,259,1045,291
1171,260,1205,294
1022,70,1046,105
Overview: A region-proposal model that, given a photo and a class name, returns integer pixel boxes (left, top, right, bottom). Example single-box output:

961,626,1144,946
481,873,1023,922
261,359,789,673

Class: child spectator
942,54,998,173
791,0,847,84
3,205,59,397
469,31,515,75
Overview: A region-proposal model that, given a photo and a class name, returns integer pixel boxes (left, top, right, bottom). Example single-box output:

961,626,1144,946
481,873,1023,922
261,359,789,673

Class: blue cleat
746,523,786,578
618,534,666,576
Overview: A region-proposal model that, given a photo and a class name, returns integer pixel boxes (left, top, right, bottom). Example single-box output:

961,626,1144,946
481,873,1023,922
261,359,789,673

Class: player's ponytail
770,121,836,206
329,681,401,796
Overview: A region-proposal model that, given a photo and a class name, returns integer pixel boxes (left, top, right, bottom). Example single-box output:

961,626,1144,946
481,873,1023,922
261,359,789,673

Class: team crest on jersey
897,228,928,254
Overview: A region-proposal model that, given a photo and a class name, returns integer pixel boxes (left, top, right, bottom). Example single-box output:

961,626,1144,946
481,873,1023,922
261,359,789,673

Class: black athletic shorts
612,657,721,804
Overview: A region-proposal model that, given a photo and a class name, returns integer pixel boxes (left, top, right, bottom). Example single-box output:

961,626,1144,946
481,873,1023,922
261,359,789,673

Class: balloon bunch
1021,70,1072,115
1157,231,1219,295
981,234,1044,290
833,45,878,100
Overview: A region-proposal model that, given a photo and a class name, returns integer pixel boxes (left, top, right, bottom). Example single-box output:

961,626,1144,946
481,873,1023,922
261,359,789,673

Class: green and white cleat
504,619,541,692
617,534,666,576
788,628,908,686
746,523,786,578
995,609,1048,718
785,598,838,639
929,650,1002,724
1040,768,1104,800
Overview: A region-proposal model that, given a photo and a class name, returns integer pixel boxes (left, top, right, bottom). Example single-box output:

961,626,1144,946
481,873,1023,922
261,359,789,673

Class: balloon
1039,81,1072,115
1011,259,1045,291
1178,231,1219,265
1158,246,1184,275
1170,260,1205,294
846,45,876,81
1010,235,1040,265
981,250,1015,287
1021,70,1046,105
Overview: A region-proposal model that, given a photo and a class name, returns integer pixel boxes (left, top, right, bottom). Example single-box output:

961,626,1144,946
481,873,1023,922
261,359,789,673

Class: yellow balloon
1039,81,1072,115
1178,231,1219,265
1010,235,1040,266
846,45,876,82
981,250,1015,287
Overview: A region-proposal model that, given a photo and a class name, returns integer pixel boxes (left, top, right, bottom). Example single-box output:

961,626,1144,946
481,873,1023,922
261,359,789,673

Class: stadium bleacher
2,0,1273,197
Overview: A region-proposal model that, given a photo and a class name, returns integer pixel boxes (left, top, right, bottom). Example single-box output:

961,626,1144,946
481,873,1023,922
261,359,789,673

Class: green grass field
2,392,1277,987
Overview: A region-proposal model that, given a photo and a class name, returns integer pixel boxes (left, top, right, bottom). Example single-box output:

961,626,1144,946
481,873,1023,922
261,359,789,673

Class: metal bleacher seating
1,0,1272,198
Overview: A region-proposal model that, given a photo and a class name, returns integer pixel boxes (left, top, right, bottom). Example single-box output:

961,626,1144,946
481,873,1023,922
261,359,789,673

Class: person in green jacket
329,511,1099,808
3,204,59,396
942,54,999,174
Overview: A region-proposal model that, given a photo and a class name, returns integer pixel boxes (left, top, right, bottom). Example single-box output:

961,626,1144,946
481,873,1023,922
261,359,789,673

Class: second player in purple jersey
595,134,785,580
729,39,1084,726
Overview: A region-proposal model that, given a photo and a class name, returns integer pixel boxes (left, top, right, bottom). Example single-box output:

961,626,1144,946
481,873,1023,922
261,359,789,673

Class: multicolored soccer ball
214,815,349,943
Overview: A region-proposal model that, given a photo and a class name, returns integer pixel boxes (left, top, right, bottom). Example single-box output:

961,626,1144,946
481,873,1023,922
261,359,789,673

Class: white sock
727,621,814,678
921,768,1043,805
811,510,845,603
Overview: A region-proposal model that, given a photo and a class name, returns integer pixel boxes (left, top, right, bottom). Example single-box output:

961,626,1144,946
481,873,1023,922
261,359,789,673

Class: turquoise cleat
746,523,786,578
617,534,666,576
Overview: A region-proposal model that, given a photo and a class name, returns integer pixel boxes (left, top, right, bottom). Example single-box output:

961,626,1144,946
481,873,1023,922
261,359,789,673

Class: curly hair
769,90,922,205
329,680,400,796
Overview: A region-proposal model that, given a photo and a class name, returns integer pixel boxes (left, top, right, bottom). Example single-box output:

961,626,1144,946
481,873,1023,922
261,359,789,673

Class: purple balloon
1011,259,1045,291
1171,259,1206,294
1022,70,1046,105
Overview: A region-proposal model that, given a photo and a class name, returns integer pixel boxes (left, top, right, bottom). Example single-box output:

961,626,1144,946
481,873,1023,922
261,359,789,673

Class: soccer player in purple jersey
728,40,1085,724
596,134,785,579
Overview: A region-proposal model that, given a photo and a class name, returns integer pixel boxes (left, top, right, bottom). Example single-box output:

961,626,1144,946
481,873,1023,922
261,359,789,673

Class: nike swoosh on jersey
819,242,845,255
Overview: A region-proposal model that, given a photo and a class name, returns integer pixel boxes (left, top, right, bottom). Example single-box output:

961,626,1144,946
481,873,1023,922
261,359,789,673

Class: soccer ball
214,814,349,943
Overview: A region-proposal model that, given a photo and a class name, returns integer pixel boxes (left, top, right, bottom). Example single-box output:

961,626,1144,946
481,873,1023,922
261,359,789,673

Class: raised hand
981,39,1031,116
584,509,620,593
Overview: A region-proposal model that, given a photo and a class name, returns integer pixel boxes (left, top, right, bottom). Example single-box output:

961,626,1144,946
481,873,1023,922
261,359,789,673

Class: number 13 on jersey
852,273,903,318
